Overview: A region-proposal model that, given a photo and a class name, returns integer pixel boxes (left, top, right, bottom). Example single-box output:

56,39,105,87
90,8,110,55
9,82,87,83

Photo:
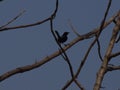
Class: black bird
55,30,69,43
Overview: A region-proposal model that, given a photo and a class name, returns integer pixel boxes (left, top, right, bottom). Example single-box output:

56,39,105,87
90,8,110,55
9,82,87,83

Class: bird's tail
55,30,61,39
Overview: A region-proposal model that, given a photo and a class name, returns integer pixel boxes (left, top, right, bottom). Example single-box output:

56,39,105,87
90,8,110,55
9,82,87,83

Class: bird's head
63,32,69,35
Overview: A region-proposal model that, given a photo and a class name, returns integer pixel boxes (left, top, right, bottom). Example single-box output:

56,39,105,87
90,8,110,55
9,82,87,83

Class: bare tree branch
94,10,120,90
107,65,120,71
0,10,118,82
115,34,120,43
68,20,81,37
110,51,120,59
0,17,51,32
0,0,59,32
63,1,116,89
0,10,26,29
49,1,84,89
96,36,103,61
62,37,97,90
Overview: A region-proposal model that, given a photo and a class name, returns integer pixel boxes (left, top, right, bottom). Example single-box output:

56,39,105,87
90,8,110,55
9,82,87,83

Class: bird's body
55,31,69,43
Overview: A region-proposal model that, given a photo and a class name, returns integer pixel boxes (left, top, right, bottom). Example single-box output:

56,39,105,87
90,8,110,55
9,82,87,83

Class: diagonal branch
0,9,119,84
49,0,84,89
62,37,97,90
0,0,59,32
0,10,26,29
64,0,114,89
0,17,51,32
93,11,120,90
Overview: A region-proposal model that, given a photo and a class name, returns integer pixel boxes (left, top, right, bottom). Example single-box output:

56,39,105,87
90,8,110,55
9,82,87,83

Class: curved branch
94,10,120,90
0,9,119,83
96,37,103,61
0,0,59,32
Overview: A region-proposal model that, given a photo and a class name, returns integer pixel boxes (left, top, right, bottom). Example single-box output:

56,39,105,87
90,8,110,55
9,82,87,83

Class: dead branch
0,10,26,29
107,65,120,72
0,10,118,83
110,52,120,59
93,10,120,90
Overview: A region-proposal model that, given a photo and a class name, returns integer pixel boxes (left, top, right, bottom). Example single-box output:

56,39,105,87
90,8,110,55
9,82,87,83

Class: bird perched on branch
55,30,69,44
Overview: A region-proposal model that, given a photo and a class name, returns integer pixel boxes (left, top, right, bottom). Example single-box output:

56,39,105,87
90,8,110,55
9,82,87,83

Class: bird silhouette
55,30,69,43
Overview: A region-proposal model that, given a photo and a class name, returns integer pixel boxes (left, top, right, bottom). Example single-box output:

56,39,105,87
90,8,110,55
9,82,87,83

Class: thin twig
96,36,103,61
63,0,113,89
68,20,81,37
107,65,120,72
110,51,120,59
49,1,84,89
94,0,112,62
49,1,83,89
97,0,112,35
0,10,26,29
0,17,51,32
115,34,120,43
94,2,120,90
0,8,119,86
62,37,97,90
